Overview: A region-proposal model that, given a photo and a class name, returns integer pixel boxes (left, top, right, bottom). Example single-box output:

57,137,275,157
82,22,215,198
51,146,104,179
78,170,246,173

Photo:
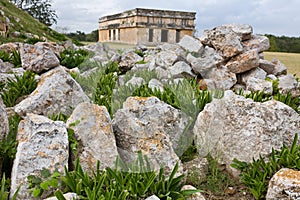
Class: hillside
0,0,66,43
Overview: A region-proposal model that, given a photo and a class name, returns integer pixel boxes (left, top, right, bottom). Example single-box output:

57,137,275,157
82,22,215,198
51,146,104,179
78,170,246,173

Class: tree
9,0,57,26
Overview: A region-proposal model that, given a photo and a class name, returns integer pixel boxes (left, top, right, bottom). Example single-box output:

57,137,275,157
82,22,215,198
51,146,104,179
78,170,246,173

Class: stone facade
98,8,196,45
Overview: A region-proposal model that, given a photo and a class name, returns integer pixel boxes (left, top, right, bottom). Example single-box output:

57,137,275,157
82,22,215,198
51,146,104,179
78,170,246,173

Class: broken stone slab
200,24,244,58
112,96,190,174
271,59,287,76
155,50,178,68
259,59,276,74
20,43,60,73
125,76,145,87
155,67,171,80
243,35,270,53
188,46,223,77
278,74,300,95
159,43,186,57
225,24,253,41
0,59,14,72
66,102,119,173
118,51,143,73
10,114,68,199
241,67,267,84
168,61,196,78
225,49,260,74
194,90,300,177
201,66,237,90
35,42,65,58
246,77,273,94
266,168,300,200
145,195,160,200
14,66,90,117
0,68,25,83
178,35,204,53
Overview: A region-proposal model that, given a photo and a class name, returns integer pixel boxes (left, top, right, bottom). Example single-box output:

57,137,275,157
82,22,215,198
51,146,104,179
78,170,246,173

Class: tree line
265,34,300,53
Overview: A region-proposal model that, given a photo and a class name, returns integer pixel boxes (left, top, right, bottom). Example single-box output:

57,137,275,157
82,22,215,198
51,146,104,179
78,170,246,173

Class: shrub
59,49,89,69
0,51,10,62
24,37,45,45
10,50,22,68
231,134,300,199
0,71,37,107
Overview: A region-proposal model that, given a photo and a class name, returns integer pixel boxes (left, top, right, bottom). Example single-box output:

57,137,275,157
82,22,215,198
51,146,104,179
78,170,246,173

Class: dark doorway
176,30,180,43
161,29,168,42
149,28,153,42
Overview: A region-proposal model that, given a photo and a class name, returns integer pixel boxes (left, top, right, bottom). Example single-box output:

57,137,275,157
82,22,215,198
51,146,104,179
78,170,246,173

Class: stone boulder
194,91,300,176
44,193,79,200
155,50,178,68
225,49,260,74
259,59,276,74
118,51,143,73
272,59,287,76
20,43,60,73
169,61,196,78
266,168,300,200
66,102,119,173
178,35,204,53
243,35,270,53
15,66,89,117
188,46,223,77
278,74,299,94
201,24,244,58
246,77,273,94
181,185,206,200
10,114,68,199
113,96,190,173
0,96,8,141
241,67,267,84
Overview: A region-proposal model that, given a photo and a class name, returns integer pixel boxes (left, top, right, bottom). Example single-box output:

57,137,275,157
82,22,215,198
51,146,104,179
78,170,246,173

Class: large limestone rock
246,77,273,94
178,35,204,53
44,193,79,200
155,50,178,68
66,102,119,173
188,46,223,77
0,97,8,141
201,24,244,58
118,51,143,73
194,91,300,176
272,59,287,76
113,97,190,173
10,114,68,199
243,35,270,53
15,66,89,117
169,61,196,78
278,74,299,94
266,168,300,200
241,67,267,84
259,59,276,74
225,49,260,74
20,43,60,73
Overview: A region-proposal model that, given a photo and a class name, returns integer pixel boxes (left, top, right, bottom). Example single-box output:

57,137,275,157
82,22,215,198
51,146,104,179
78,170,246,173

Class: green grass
264,52,300,78
0,0,67,43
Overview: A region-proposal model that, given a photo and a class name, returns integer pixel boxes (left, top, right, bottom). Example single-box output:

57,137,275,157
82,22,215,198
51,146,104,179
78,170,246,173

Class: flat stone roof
99,8,196,23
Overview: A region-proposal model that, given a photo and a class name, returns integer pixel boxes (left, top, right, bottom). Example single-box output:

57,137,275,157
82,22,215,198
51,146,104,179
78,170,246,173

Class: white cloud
51,0,300,36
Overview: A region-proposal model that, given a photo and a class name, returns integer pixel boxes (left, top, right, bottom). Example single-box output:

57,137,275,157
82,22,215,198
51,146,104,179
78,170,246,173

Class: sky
51,0,300,37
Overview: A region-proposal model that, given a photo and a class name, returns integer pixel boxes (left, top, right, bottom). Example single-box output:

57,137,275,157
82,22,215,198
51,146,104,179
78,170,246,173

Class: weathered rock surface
113,96,190,173
243,35,270,52
246,77,273,94
259,59,276,74
15,66,89,117
20,43,60,73
194,91,300,176
66,102,119,173
155,50,178,68
10,114,68,199
271,59,287,76
226,49,260,74
266,168,300,200
278,74,299,94
201,25,244,58
241,67,267,84
0,97,8,141
145,195,161,200
169,61,196,78
179,35,204,53
118,51,143,73
189,46,223,77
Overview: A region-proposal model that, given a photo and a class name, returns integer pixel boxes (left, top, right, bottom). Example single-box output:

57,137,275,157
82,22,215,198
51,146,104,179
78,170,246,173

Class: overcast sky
51,0,300,37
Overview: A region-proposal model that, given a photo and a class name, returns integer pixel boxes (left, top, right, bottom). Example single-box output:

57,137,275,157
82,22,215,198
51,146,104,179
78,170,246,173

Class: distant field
264,52,300,78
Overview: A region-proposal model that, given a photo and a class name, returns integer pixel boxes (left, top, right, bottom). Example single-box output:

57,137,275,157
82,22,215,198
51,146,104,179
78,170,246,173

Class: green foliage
27,168,61,198
24,37,45,45
273,92,300,113
0,71,37,107
237,90,272,103
59,49,89,69
0,173,19,200
10,50,22,68
0,51,11,62
59,152,200,200
134,49,145,57
0,114,21,177
265,34,300,53
231,134,300,199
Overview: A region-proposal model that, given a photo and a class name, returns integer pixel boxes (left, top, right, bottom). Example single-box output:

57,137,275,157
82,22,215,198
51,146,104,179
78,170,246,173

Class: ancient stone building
98,8,196,45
